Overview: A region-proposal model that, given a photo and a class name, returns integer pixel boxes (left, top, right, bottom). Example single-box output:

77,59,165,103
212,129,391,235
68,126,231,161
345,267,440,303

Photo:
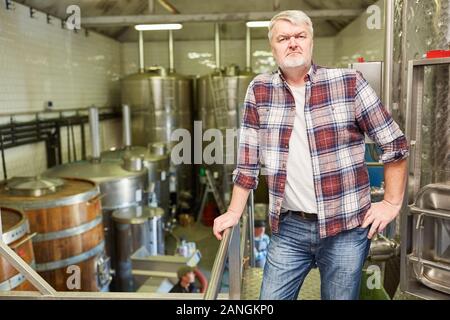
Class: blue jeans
260,211,371,300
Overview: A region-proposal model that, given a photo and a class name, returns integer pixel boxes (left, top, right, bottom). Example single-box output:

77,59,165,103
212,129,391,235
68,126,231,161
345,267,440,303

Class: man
169,266,197,293
213,10,408,300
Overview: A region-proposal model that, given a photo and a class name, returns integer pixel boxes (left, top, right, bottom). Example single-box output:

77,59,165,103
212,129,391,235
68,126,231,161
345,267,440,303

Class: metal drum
403,183,450,297
0,207,36,291
112,206,165,291
101,143,170,220
0,177,110,292
121,67,193,209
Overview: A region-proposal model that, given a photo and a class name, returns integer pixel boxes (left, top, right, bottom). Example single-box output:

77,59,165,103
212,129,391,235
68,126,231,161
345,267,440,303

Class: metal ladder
197,169,226,223
208,74,229,129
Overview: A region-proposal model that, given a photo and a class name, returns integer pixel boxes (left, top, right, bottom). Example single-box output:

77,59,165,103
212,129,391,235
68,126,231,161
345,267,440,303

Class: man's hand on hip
361,200,402,239
213,210,241,240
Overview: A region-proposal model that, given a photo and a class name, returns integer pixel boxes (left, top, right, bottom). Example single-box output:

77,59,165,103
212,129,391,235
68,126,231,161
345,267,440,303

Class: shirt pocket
258,106,287,129
330,102,355,128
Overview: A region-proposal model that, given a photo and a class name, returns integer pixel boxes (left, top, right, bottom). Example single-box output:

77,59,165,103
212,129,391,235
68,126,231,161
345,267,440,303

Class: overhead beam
81,10,363,27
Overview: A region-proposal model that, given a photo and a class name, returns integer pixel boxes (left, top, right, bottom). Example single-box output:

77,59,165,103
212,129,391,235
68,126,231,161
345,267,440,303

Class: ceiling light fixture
246,21,270,28
134,23,183,31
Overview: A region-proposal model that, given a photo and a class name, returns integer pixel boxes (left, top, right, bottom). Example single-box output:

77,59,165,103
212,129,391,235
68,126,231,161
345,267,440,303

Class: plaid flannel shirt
233,64,409,238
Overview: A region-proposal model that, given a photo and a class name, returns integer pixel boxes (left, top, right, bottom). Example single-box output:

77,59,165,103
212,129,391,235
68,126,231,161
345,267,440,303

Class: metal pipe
0,105,116,117
88,107,101,161
245,26,251,71
214,23,221,70
122,104,132,148
139,30,145,73
273,0,281,11
71,122,77,161
383,0,394,113
0,290,214,300
228,221,241,299
80,115,86,160
248,190,255,267
168,30,174,72
66,120,71,163
148,0,154,13
204,227,232,300
157,0,180,14
0,208,3,237
82,10,363,27
0,135,7,180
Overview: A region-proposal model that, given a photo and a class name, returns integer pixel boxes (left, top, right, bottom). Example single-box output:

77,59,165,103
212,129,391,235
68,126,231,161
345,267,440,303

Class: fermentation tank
197,65,255,203
121,66,193,211
101,105,170,221
43,107,147,291
0,177,110,291
112,206,164,291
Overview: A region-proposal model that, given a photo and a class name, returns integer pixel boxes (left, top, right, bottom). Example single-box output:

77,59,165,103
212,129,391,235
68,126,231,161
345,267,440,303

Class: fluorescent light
246,21,270,28
134,23,183,31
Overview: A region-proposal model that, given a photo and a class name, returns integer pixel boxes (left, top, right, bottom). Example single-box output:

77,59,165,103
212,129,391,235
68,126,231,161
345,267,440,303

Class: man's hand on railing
213,209,241,240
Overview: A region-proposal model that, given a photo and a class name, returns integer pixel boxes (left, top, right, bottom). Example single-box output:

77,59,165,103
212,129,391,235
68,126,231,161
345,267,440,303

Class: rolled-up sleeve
354,71,409,164
232,81,261,190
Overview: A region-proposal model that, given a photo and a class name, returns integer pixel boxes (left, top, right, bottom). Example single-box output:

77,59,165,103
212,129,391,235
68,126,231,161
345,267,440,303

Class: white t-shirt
281,84,318,214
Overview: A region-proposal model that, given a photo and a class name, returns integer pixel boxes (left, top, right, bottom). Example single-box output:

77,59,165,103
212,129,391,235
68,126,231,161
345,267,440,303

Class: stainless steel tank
197,65,256,203
101,143,170,221
197,65,254,131
121,67,194,211
112,206,165,291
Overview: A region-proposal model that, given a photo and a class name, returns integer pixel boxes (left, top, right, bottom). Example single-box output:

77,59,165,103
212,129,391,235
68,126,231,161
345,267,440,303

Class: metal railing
204,190,255,300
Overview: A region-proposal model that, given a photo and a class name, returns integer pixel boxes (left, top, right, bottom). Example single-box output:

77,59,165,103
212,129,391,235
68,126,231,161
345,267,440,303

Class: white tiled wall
121,37,336,77
58,118,122,164
0,1,123,179
0,142,47,180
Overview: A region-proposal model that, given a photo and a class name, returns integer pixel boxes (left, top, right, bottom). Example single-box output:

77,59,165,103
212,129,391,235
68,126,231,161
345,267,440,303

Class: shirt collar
277,62,317,84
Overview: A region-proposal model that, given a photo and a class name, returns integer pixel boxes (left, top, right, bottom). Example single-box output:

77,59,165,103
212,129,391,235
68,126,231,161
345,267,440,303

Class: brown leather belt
285,210,318,221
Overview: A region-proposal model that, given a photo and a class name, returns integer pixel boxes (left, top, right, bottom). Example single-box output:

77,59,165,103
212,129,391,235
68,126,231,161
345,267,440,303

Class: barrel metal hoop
35,241,105,272
0,260,36,291
33,216,102,243
1,219,29,246
0,187,99,210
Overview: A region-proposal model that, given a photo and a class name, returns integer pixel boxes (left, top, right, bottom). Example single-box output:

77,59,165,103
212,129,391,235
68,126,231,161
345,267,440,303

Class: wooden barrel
0,207,36,291
0,177,111,292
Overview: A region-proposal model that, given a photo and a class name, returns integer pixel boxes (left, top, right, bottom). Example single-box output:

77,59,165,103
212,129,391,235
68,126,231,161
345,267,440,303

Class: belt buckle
296,210,315,221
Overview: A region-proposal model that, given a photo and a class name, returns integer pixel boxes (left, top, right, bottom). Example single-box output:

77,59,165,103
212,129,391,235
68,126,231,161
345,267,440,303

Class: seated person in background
169,266,198,293
254,220,270,268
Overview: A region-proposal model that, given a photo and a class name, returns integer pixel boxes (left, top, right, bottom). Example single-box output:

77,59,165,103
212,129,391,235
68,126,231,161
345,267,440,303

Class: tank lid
145,66,167,76
112,206,164,224
5,176,65,197
224,64,240,76
151,142,168,156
